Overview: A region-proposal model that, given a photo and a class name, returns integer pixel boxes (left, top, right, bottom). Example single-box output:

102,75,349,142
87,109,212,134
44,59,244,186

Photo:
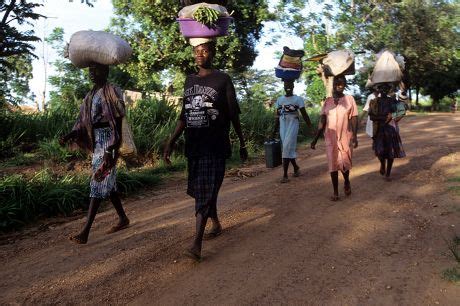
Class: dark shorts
187,155,226,218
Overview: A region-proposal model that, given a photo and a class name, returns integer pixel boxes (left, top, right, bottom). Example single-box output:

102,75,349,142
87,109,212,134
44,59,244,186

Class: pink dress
321,95,358,172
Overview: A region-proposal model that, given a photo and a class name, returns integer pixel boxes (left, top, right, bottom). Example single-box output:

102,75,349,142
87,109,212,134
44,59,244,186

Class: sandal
69,234,87,244
184,248,202,262
203,228,222,240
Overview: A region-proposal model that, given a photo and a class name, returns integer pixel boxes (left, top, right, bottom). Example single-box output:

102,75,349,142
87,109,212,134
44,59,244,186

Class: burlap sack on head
370,50,403,84
67,31,132,68
119,117,137,158
322,50,355,76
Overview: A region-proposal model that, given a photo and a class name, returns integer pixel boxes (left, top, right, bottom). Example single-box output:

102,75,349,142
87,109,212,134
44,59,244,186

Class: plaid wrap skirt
187,155,226,218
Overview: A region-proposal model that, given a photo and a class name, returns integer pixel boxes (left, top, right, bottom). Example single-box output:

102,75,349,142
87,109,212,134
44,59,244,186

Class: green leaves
192,7,220,26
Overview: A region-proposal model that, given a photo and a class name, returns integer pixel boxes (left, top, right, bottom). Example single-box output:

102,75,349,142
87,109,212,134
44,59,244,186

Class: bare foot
280,177,289,183
344,182,351,196
293,166,300,177
380,164,385,176
69,233,88,244
106,217,130,234
330,195,340,201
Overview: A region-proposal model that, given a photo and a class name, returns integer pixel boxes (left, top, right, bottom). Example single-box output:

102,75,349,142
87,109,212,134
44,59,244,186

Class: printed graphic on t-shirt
184,85,219,128
278,104,300,113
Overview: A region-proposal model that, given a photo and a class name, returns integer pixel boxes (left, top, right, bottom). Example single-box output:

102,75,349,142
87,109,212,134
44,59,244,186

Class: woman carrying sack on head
368,83,406,181
60,63,130,244
311,75,359,201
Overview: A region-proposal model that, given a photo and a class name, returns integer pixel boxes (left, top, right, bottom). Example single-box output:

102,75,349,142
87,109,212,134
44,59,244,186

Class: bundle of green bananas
192,7,221,26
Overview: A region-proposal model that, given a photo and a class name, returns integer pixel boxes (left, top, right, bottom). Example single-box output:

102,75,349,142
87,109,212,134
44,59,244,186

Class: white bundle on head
370,50,404,84
322,50,355,76
188,37,216,47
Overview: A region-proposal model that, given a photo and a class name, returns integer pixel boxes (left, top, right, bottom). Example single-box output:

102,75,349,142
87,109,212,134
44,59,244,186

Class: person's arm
231,115,248,162
311,114,326,150
299,107,312,128
163,119,186,165
226,75,247,162
272,108,280,138
351,116,358,148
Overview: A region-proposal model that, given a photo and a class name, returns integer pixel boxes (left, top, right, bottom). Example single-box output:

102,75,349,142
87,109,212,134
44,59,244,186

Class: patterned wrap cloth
70,84,125,199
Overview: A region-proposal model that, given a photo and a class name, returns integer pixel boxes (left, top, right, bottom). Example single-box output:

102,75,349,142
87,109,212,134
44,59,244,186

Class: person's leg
379,157,385,175
291,158,300,176
330,171,339,201
281,158,290,182
386,158,394,179
107,191,130,233
208,196,221,233
70,197,102,244
342,170,351,196
187,211,208,260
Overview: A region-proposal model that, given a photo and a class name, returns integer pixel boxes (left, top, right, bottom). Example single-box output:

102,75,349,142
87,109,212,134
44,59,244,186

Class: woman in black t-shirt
164,41,247,261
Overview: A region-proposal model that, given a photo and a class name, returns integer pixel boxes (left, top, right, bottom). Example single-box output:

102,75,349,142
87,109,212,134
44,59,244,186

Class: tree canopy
110,0,273,92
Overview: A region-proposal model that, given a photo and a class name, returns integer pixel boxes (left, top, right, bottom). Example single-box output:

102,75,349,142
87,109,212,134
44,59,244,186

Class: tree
46,27,90,111
110,0,273,92
271,1,339,104
333,0,460,104
0,0,44,106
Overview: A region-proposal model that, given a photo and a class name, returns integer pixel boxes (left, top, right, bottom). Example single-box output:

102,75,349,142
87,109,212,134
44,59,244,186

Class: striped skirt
90,127,117,199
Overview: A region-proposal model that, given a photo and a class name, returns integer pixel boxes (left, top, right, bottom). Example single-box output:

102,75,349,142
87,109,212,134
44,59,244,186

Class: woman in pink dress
311,76,359,201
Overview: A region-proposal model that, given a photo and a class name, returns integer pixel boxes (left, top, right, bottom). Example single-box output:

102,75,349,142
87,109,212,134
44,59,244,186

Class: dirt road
1,113,459,305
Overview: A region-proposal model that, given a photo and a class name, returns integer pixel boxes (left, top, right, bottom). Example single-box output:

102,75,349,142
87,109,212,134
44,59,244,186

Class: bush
126,97,182,155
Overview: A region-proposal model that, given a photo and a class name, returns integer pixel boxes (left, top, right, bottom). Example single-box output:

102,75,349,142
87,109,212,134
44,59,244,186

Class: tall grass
127,98,182,155
0,159,186,232
0,95,320,231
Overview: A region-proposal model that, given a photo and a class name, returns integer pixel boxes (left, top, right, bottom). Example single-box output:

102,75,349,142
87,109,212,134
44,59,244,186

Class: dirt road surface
1,113,459,305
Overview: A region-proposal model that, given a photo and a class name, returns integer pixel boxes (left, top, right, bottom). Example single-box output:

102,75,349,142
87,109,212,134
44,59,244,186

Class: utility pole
40,16,57,112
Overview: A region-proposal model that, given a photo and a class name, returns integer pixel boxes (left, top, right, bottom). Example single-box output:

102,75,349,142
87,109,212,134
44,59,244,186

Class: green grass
446,235,460,263
0,158,186,232
442,266,460,283
0,153,37,168
0,96,320,231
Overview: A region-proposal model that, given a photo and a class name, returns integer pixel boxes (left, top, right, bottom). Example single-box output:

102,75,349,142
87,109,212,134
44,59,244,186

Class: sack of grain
67,31,132,68
322,50,355,76
370,50,403,84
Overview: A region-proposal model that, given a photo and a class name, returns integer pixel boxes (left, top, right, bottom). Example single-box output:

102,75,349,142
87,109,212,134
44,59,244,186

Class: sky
25,0,321,106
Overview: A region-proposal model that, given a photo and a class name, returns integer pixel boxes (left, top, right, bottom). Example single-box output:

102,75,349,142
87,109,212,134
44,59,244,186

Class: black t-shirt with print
179,70,240,158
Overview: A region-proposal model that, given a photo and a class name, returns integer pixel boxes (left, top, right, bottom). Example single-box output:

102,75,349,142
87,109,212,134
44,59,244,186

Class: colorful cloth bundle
279,47,304,70
275,47,305,81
